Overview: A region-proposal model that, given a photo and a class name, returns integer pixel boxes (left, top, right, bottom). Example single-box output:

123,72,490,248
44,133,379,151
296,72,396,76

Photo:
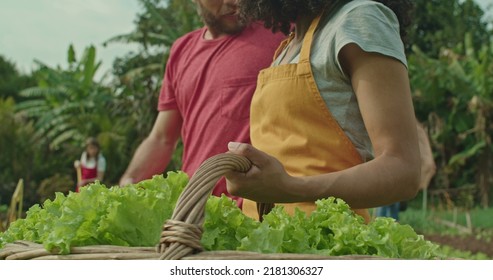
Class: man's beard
198,5,246,35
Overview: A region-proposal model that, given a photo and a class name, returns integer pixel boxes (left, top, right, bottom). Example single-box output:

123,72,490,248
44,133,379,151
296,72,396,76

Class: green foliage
409,32,493,207
16,45,111,149
0,175,439,259
400,207,493,234
436,245,489,260
107,0,201,90
408,1,493,207
13,45,140,186
36,173,74,203
204,197,439,259
201,194,260,251
106,0,201,171
0,172,188,254
105,0,201,53
0,98,41,207
0,55,36,101
2,0,492,218
407,0,491,57
0,1,202,211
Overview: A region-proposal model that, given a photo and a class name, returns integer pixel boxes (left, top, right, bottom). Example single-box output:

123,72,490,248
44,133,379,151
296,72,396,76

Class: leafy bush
409,33,493,207
36,173,74,203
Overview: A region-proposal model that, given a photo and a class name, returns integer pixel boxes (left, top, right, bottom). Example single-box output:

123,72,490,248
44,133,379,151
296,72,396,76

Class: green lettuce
1,174,439,259
0,172,187,254
202,194,258,250
202,197,439,259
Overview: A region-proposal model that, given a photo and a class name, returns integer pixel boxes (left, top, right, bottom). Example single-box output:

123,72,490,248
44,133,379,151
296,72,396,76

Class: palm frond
15,100,49,112
19,87,62,98
121,63,163,81
142,0,177,33
50,129,81,150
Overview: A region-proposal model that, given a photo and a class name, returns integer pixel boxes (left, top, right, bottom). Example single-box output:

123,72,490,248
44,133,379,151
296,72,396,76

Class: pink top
158,23,285,206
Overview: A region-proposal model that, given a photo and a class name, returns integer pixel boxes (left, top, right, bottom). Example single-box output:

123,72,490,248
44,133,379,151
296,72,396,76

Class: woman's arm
225,44,420,209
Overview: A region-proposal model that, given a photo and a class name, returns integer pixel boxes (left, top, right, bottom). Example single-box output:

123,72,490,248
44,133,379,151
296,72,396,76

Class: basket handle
159,153,273,260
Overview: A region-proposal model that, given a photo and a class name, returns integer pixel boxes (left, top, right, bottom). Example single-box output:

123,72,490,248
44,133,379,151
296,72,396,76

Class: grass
372,204,493,259
436,245,490,260
398,206,493,234
399,206,493,259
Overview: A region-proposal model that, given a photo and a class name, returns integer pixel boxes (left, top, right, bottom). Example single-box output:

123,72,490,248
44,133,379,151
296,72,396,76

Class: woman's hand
225,142,298,203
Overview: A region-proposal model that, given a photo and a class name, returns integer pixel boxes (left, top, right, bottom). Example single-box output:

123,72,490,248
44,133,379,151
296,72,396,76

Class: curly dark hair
238,0,413,41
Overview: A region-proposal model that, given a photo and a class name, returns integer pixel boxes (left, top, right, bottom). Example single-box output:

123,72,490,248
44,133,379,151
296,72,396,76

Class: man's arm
416,122,436,190
119,110,182,185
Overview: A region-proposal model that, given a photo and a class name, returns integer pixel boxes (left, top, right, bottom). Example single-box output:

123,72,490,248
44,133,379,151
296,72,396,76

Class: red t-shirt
158,23,285,206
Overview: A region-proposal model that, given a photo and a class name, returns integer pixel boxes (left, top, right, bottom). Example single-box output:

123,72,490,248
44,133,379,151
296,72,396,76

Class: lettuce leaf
1,172,187,254
202,195,258,250
1,175,439,259
202,197,439,259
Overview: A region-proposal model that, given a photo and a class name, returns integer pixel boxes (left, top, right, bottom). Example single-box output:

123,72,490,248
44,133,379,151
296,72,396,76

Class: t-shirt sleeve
97,154,106,172
80,152,86,166
335,3,407,68
158,43,180,111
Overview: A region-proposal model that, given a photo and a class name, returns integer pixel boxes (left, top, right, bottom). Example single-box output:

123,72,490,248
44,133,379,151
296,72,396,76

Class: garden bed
424,233,493,258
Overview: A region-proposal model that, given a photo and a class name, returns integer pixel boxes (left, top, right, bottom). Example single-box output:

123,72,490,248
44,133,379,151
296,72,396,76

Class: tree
407,0,491,57
0,55,35,101
16,45,112,149
409,33,493,208
13,45,144,185
0,97,40,208
104,0,201,171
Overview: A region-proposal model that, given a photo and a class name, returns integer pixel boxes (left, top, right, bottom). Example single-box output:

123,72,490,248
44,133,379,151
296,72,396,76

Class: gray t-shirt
273,0,407,162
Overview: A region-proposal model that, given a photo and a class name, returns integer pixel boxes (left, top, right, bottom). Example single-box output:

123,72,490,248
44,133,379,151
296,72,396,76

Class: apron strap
273,33,295,61
299,15,322,63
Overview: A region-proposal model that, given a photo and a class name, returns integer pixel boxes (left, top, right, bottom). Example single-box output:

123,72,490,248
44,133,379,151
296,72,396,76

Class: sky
0,0,492,80
0,0,142,80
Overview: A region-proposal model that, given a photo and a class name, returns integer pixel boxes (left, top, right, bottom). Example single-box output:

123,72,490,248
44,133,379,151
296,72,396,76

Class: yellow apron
244,15,371,223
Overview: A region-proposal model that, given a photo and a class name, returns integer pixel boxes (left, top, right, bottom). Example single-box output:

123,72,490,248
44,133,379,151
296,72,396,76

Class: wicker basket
0,153,385,260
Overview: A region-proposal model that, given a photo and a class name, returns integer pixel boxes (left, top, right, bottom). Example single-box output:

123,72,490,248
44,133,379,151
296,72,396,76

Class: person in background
376,202,402,220
225,0,421,223
74,137,106,192
376,122,437,221
118,0,285,208
416,122,437,191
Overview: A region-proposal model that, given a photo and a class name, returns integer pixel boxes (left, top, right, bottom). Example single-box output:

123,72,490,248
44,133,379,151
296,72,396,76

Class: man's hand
417,123,436,190
119,176,134,187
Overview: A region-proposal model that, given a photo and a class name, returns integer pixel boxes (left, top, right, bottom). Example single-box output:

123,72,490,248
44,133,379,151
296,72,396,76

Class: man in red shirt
119,0,284,208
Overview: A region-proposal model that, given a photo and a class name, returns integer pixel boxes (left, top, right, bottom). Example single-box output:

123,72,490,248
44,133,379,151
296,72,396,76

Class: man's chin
210,22,246,36
223,25,246,35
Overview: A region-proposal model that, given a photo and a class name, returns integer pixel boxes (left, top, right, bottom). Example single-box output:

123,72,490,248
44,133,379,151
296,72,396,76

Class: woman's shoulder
331,0,397,22
321,0,404,59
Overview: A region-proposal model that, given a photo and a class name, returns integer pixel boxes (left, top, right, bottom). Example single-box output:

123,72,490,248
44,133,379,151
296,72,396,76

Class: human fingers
227,142,271,168
119,177,134,187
